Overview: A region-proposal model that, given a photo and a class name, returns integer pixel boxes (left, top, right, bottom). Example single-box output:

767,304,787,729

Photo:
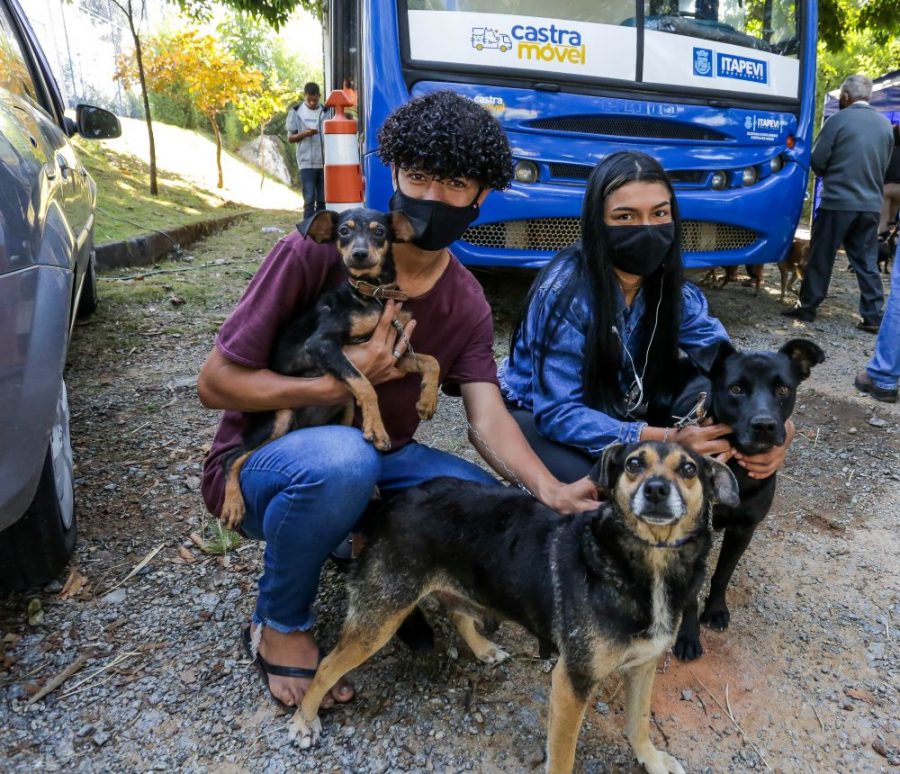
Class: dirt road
2,211,898,772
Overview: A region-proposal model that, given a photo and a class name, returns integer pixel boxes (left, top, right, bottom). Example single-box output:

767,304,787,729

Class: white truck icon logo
471,27,512,52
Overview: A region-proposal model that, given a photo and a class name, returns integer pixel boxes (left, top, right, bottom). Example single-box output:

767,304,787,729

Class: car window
0,3,41,105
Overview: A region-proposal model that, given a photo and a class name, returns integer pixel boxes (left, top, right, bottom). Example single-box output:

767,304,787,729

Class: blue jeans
300,168,324,220
238,425,497,632
867,241,900,389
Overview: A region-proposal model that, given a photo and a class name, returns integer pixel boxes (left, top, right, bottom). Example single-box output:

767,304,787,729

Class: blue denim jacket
499,258,729,455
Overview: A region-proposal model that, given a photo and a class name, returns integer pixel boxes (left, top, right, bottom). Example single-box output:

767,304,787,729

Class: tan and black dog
699,264,765,295
219,208,440,530
778,240,810,301
287,441,739,774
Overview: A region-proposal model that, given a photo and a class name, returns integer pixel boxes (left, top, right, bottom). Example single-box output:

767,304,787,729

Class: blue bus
325,0,816,269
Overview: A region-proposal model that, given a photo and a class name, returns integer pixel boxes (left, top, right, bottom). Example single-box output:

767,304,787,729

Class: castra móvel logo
471,23,586,65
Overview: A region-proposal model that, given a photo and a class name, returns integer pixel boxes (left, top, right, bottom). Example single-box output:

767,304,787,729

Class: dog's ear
297,210,339,243
389,211,426,243
590,443,627,492
779,339,825,381
687,340,735,376
704,457,740,507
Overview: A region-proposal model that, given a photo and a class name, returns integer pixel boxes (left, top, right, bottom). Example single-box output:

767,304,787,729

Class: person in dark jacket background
879,123,900,236
783,74,894,332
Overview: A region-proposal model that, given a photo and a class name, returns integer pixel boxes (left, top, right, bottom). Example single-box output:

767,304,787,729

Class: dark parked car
0,0,120,590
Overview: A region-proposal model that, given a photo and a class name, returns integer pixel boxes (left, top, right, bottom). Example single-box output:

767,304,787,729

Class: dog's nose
351,249,370,263
643,478,670,504
750,416,777,437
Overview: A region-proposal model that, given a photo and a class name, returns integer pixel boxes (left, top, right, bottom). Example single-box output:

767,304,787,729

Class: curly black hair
376,91,514,191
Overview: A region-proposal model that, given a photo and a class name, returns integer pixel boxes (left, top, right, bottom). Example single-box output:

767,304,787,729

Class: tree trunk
258,126,265,190
210,115,224,189
129,15,157,196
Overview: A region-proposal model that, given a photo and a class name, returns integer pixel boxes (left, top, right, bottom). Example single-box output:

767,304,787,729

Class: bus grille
525,116,728,141
547,163,706,185
462,219,757,253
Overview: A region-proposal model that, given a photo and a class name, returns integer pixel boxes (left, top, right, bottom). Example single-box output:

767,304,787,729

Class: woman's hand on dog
732,418,795,479
672,422,733,459
343,301,414,385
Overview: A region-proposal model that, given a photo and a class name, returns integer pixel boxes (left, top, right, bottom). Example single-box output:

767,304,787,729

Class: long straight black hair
509,151,685,416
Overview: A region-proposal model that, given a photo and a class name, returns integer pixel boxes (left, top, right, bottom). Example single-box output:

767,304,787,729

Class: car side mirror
75,104,121,139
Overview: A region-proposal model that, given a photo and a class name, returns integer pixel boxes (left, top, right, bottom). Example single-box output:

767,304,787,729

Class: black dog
877,220,897,275
219,208,441,530
651,339,825,660
287,442,739,774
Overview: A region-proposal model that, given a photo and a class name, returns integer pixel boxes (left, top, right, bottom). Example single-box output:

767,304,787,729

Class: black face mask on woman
388,186,482,252
606,223,676,276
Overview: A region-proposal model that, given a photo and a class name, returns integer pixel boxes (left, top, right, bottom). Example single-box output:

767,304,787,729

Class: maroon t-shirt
201,230,499,517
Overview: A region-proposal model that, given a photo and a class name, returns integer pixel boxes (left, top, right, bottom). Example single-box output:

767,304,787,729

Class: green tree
819,0,900,50
217,11,275,71
176,0,324,27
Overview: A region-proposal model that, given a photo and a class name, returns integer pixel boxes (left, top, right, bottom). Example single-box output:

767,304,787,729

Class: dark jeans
300,168,325,220
508,408,595,484
800,209,884,325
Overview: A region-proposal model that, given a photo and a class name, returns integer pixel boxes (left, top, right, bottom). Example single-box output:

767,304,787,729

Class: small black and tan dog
778,240,810,301
287,441,739,774
219,208,440,530
877,220,897,275
650,338,825,660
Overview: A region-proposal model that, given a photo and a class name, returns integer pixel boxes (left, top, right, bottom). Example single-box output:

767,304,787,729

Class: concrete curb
95,212,250,270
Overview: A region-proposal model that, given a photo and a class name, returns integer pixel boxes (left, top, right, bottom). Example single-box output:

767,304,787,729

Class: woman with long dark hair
500,150,794,483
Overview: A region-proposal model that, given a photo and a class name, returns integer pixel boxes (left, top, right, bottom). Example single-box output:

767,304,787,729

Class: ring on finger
392,350,402,359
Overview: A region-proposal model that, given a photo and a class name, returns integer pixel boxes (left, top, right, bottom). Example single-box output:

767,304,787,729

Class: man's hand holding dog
539,477,602,515
732,418,795,479
343,301,414,385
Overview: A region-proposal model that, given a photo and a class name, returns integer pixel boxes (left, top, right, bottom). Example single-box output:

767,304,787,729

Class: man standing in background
287,82,325,219
878,124,900,237
783,74,894,332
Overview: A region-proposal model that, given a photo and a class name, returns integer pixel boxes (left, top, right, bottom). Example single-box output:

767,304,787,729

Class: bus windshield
404,0,801,99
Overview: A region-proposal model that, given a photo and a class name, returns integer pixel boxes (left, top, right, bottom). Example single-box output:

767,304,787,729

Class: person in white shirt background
286,82,325,220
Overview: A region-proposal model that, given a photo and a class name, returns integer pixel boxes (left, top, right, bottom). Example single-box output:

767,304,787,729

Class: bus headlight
769,154,784,173
741,166,758,186
710,171,728,190
514,160,539,183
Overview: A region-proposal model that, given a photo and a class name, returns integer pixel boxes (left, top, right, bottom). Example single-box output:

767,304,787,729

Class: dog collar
348,278,409,302
645,535,694,548
630,531,697,549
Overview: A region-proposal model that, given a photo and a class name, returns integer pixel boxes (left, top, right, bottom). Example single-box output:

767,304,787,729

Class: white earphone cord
615,276,663,414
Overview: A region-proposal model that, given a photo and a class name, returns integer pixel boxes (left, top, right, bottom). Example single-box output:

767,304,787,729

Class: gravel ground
2,212,898,772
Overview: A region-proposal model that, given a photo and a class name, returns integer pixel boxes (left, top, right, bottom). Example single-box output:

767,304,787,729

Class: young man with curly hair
197,91,600,709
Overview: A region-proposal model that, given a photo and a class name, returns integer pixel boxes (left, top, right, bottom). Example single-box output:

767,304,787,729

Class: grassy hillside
74,138,245,244
75,118,303,244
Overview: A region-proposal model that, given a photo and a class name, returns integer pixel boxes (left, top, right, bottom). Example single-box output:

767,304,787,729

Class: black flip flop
241,626,319,712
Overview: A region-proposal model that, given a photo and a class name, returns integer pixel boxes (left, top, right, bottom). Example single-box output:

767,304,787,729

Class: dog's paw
416,393,437,421
638,749,686,774
220,499,245,530
672,634,703,661
288,712,322,749
362,422,391,451
372,433,392,451
475,643,510,666
700,604,731,631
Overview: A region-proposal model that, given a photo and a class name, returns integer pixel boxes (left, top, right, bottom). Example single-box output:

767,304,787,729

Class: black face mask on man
389,184,482,252
606,223,676,277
